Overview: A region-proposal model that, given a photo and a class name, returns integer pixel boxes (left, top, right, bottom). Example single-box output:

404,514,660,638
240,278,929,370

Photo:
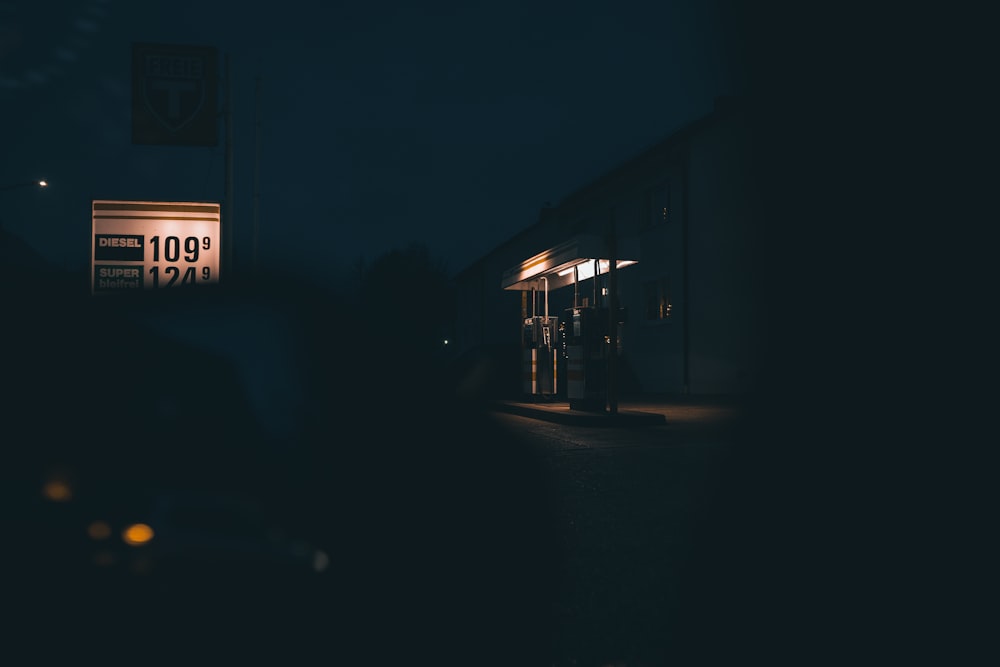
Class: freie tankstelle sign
131,42,218,146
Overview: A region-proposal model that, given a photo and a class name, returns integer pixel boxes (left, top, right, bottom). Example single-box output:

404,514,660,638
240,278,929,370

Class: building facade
452,97,758,398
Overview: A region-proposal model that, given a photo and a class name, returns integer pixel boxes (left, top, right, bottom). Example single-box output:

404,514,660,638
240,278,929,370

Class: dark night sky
1,0,745,284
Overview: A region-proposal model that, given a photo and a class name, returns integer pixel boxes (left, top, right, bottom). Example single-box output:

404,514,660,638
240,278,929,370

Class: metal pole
592,259,598,306
573,265,579,308
224,53,234,283
541,276,548,321
252,74,261,272
681,142,690,394
608,213,619,415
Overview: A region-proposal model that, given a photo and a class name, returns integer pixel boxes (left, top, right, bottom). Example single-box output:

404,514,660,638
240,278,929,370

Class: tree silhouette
355,242,455,364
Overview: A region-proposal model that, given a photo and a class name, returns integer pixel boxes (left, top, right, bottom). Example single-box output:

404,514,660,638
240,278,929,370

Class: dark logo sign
95,234,145,261
132,43,218,146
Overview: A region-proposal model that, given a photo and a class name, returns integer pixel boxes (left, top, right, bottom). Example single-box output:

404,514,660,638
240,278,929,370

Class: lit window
641,183,670,230
643,278,672,320
655,184,669,225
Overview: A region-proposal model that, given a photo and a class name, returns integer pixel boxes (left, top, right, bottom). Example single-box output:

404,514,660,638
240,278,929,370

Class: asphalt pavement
486,392,754,667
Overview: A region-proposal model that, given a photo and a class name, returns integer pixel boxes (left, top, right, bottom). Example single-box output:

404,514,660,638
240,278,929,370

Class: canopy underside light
500,234,638,291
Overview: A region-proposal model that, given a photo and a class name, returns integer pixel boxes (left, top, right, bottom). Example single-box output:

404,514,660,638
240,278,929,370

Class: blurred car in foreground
25,467,328,591
81,487,329,579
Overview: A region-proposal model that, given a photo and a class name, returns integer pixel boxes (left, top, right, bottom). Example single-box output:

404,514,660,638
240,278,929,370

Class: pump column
521,280,558,398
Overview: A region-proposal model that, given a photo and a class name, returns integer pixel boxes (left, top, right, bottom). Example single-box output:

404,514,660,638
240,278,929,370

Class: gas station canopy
500,234,638,292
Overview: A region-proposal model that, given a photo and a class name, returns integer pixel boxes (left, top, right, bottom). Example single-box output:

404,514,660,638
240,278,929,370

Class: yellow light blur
42,480,72,502
122,523,154,546
38,180,48,187
87,521,112,540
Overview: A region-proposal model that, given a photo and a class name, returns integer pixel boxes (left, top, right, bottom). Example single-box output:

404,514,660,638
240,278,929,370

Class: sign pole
607,212,619,415
224,52,234,284
253,74,261,272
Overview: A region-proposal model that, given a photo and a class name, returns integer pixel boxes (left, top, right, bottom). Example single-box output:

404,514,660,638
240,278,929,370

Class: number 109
150,235,211,262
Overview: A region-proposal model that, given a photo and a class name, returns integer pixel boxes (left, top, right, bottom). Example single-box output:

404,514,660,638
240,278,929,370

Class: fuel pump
522,277,558,398
502,238,639,410
562,306,628,411
562,306,607,411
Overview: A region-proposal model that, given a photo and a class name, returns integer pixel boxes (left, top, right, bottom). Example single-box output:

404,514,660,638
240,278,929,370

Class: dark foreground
4,276,769,666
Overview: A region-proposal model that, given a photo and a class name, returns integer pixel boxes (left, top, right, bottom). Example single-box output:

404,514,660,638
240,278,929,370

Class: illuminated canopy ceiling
500,234,638,291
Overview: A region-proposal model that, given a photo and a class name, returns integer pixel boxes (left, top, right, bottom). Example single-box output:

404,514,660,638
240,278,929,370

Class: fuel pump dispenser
501,235,639,412
522,277,559,398
562,305,625,412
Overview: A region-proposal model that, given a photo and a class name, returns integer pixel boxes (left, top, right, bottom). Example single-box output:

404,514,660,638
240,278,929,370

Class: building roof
499,234,639,292
453,95,745,280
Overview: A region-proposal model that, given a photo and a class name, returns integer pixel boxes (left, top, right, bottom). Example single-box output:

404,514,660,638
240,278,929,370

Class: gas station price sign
91,200,221,294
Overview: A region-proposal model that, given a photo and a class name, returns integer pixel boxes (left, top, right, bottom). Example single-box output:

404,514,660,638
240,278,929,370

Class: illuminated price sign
91,200,221,294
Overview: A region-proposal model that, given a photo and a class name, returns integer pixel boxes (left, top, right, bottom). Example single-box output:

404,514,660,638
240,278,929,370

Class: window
643,278,672,320
640,183,670,231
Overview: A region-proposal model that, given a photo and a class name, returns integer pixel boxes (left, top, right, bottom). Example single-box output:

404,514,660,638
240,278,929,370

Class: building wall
686,107,756,394
619,150,686,394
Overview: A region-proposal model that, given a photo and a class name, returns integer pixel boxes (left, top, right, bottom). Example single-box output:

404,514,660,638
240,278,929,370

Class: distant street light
0,180,48,232
0,179,48,192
